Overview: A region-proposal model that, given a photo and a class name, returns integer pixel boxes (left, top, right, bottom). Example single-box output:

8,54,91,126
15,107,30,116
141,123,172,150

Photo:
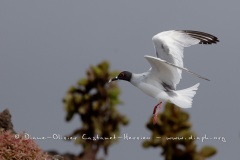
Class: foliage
63,61,129,159
0,129,48,160
143,103,217,160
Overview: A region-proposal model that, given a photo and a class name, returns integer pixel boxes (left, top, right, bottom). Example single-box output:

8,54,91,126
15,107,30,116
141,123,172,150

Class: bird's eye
119,73,124,77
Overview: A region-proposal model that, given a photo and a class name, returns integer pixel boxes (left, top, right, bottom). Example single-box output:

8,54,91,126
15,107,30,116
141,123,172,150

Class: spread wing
152,30,219,82
144,55,210,90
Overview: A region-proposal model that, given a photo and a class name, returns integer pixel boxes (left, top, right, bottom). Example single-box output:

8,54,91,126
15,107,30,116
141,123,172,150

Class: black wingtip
181,30,219,45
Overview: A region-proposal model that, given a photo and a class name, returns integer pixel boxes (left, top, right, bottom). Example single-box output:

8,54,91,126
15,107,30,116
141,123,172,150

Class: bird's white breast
130,73,165,100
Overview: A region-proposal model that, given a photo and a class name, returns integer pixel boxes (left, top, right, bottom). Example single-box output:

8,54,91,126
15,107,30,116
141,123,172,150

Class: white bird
109,30,219,124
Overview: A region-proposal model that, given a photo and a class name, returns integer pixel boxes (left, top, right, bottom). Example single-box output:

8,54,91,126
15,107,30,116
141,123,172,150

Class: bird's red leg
153,102,162,124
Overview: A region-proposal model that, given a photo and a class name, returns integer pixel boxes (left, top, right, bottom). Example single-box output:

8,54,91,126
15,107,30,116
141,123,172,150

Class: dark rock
0,109,15,132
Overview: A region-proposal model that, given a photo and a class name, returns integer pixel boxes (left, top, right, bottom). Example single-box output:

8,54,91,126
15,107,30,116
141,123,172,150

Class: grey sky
0,0,240,159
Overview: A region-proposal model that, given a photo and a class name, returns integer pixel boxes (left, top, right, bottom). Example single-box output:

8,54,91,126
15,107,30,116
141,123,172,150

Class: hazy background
1,1,240,159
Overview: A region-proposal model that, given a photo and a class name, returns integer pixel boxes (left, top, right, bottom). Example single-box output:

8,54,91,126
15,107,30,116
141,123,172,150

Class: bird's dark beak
108,77,118,83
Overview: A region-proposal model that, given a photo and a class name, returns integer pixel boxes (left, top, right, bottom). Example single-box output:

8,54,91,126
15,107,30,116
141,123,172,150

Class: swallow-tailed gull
109,30,219,124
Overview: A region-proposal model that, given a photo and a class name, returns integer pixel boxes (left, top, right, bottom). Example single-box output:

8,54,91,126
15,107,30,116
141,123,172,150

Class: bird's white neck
130,72,147,86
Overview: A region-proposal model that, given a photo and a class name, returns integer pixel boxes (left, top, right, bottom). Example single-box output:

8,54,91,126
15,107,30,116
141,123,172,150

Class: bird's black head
109,71,132,82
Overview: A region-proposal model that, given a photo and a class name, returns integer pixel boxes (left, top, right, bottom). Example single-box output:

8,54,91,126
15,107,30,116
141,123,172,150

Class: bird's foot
153,102,162,125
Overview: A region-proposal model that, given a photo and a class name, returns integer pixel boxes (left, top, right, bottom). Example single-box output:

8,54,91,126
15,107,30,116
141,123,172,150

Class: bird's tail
170,83,200,108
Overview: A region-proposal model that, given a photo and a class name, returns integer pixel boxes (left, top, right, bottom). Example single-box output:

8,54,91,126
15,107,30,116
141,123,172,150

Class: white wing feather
152,30,200,79
144,55,210,90
152,30,218,86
